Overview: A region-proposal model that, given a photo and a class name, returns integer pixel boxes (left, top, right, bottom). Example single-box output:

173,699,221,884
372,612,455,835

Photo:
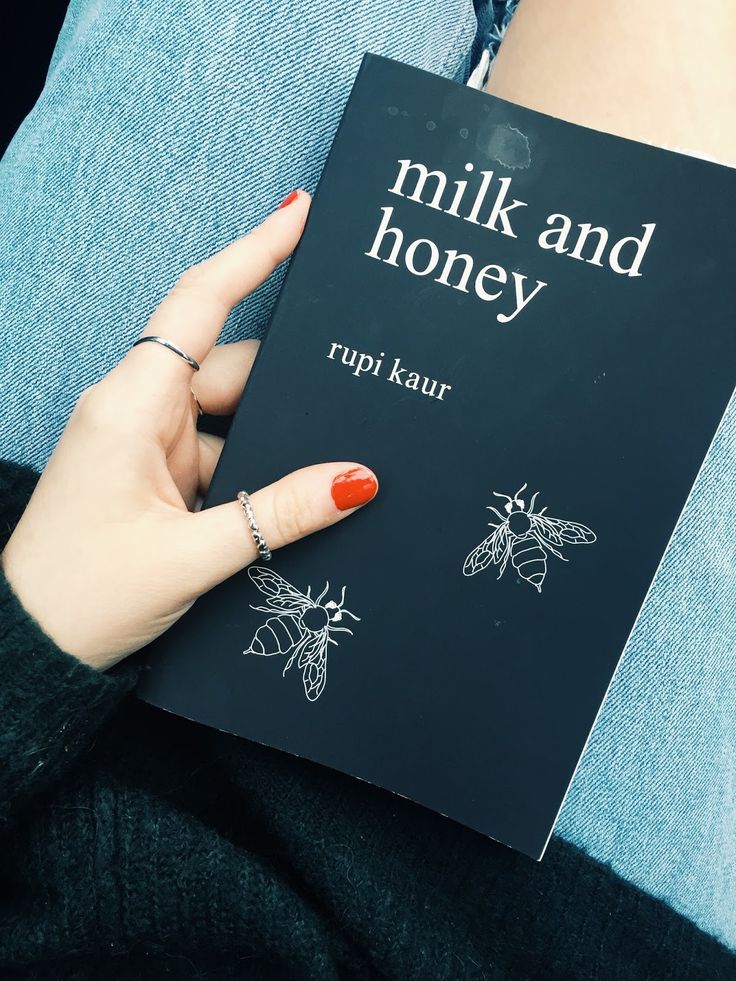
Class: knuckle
273,482,314,543
171,266,229,319
251,228,281,272
176,263,208,290
75,384,97,408
73,382,123,429
74,383,103,416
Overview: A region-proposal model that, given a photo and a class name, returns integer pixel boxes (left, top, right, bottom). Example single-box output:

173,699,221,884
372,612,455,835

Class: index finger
125,189,310,383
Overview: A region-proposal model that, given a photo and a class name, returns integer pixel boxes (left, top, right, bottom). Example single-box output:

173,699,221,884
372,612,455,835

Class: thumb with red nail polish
186,463,378,595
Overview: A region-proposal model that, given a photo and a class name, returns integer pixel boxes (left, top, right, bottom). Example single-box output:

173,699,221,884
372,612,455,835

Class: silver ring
190,389,204,417
237,491,272,561
133,335,201,372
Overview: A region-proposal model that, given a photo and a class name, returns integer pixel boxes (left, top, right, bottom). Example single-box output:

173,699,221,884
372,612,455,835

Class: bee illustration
243,566,360,701
463,483,596,592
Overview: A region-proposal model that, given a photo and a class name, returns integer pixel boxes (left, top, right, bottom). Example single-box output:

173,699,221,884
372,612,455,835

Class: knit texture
1,460,734,980
0,464,137,832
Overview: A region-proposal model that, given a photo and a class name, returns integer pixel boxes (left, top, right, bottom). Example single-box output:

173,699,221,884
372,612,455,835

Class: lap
1,0,733,950
0,0,480,468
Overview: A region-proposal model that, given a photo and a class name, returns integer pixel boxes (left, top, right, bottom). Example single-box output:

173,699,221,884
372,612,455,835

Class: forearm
486,0,736,165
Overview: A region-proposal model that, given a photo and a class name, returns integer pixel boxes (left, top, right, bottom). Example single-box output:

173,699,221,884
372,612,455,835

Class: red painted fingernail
278,190,299,209
331,466,378,511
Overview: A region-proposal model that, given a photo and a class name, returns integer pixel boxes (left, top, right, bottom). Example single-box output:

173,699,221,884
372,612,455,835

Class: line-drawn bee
243,566,360,701
463,483,596,592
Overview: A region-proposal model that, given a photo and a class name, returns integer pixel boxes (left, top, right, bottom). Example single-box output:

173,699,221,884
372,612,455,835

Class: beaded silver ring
237,490,272,561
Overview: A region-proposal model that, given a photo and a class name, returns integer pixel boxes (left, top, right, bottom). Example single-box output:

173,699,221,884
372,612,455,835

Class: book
137,54,735,859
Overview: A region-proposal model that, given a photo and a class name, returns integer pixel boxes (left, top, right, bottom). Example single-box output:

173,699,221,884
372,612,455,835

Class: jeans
0,0,733,949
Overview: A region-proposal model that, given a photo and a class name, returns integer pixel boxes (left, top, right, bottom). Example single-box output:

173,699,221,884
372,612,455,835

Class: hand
1,191,378,670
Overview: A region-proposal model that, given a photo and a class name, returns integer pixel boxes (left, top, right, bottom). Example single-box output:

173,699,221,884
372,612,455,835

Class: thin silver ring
133,335,201,372
237,491,272,561
190,389,204,417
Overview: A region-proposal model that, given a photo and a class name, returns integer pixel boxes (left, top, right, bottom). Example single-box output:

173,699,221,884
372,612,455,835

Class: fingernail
331,466,378,511
278,190,299,210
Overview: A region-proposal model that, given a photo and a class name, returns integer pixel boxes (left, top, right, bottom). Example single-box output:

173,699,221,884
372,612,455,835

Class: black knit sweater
0,461,733,980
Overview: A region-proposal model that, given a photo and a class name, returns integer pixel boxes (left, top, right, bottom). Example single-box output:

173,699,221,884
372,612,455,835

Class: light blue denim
0,0,733,950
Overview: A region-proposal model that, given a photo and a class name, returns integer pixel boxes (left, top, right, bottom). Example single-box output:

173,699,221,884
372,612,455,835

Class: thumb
179,463,378,595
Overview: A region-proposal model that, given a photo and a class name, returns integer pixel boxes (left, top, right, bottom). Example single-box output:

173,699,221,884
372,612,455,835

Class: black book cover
138,55,735,859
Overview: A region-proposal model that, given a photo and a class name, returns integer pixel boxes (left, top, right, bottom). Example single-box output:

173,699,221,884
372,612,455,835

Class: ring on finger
190,389,204,417
133,334,201,372
237,490,272,562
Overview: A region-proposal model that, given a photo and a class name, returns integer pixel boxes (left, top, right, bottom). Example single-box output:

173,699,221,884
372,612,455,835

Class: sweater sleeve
0,460,139,832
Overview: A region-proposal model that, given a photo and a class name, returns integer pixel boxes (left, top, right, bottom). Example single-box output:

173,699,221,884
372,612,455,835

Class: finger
197,431,225,495
192,340,259,416
179,463,379,595
125,190,310,382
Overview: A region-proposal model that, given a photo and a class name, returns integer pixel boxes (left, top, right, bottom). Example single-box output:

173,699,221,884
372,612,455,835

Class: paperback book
138,55,735,859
